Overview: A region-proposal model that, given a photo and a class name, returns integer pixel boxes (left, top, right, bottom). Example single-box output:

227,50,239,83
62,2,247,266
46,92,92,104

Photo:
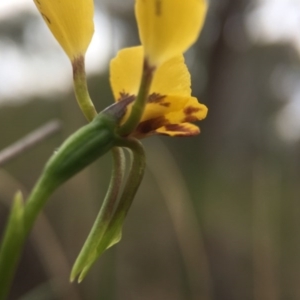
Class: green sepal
0,191,24,300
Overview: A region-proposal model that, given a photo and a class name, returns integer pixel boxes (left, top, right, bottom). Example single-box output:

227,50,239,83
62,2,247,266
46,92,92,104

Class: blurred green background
1,0,300,299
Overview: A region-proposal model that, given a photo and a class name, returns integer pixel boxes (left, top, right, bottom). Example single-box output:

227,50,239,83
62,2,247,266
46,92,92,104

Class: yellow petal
151,54,191,97
110,46,144,101
133,96,207,137
34,0,94,60
110,46,208,139
135,0,208,66
140,95,190,122
120,94,194,128
164,97,208,124
110,46,192,101
140,95,207,123
155,123,200,137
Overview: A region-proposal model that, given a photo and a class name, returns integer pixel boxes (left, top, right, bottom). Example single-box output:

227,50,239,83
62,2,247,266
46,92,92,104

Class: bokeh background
1,0,300,299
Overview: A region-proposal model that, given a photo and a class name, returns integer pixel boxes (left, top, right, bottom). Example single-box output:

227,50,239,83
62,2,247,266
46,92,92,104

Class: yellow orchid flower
110,46,207,137
33,0,94,61
135,0,207,67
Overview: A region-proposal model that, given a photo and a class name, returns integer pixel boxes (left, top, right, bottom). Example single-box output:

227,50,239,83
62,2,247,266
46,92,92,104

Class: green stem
70,147,125,282
0,193,24,300
24,175,58,233
0,55,110,297
78,138,146,281
118,59,155,136
0,175,57,300
72,56,98,122
0,112,123,297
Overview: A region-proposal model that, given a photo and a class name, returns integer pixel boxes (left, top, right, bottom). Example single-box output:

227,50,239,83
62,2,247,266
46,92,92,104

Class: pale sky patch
246,0,300,142
246,0,300,53
0,1,113,103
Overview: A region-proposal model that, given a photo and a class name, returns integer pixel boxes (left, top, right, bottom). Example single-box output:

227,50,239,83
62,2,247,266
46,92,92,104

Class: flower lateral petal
33,0,94,61
164,97,208,124
110,46,193,104
110,46,144,101
132,96,207,138
140,95,207,124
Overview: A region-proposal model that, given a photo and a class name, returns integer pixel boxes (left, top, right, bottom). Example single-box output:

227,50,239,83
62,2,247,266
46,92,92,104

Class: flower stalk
118,59,155,136
72,56,97,122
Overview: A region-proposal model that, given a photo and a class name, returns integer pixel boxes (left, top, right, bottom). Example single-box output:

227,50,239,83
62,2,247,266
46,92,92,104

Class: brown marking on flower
184,115,199,123
148,93,166,103
119,91,129,98
160,124,200,137
155,0,162,16
184,106,201,115
42,13,51,24
35,0,41,5
118,91,135,102
165,124,185,131
159,102,170,107
135,116,167,136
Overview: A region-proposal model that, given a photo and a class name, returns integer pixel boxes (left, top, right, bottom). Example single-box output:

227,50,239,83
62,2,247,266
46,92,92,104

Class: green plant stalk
70,147,125,282
0,112,121,299
0,171,60,300
72,55,97,122
118,59,155,136
78,138,146,281
0,192,24,300
23,106,129,232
